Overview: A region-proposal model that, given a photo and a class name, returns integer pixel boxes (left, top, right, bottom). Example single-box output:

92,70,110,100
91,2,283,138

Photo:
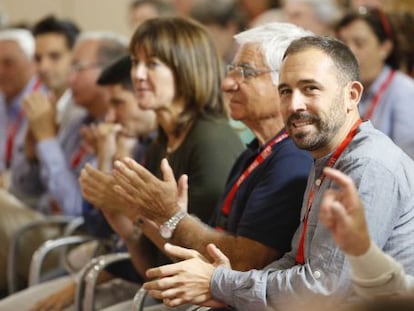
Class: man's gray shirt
211,121,414,310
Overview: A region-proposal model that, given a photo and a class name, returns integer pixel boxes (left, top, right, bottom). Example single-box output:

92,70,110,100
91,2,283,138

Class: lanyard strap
295,119,362,265
215,131,289,230
5,79,42,168
5,110,24,168
363,70,395,120
70,145,89,169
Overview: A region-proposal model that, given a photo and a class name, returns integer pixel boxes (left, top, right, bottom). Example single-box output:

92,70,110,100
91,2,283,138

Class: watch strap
160,210,187,239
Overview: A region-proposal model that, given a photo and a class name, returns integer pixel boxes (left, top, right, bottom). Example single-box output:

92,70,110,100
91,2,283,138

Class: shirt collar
55,89,72,124
246,127,287,154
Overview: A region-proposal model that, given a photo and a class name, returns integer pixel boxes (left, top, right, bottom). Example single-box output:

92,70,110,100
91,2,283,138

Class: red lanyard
295,119,362,265
5,79,42,167
70,145,89,169
219,131,289,219
363,70,395,120
5,110,24,167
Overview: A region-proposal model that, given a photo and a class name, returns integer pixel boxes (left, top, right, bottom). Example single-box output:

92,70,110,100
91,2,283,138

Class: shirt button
313,270,321,279
315,179,321,186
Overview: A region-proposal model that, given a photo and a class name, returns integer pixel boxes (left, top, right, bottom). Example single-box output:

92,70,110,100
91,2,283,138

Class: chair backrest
7,215,75,294
75,252,131,311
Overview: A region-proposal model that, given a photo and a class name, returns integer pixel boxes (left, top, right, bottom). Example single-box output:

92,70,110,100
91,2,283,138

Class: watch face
160,225,172,239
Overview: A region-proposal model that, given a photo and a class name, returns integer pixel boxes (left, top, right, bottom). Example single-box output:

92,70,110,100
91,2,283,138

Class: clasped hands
143,242,231,308
23,91,57,141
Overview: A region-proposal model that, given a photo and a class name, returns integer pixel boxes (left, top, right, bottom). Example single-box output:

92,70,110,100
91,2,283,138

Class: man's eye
304,85,318,92
50,53,62,61
279,88,291,96
243,68,257,78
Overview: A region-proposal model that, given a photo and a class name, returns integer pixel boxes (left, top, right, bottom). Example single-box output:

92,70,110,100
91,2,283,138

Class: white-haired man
0,29,40,186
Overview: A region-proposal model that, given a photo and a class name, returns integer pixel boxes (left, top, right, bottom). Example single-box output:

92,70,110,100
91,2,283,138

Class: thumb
164,243,201,260
161,158,176,183
206,243,231,268
47,90,57,105
177,174,188,211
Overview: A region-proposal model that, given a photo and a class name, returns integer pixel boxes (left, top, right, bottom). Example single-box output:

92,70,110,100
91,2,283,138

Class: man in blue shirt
0,29,38,186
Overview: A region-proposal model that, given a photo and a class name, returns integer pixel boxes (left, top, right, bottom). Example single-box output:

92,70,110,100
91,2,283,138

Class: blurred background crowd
0,0,414,310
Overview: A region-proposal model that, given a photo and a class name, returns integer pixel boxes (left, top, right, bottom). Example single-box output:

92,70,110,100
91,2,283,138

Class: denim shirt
0,77,41,172
211,121,414,311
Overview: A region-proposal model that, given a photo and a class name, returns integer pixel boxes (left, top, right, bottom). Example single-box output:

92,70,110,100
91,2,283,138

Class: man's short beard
290,124,331,151
288,92,346,152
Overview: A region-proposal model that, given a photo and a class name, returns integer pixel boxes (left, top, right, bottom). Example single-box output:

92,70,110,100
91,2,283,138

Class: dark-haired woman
336,8,414,159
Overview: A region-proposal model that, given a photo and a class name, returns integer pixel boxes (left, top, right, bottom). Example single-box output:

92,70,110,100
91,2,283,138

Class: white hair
75,31,128,66
234,22,314,83
76,31,128,47
0,28,34,59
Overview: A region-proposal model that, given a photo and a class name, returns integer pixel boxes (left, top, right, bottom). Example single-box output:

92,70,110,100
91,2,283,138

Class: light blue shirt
0,77,40,172
360,66,414,159
10,92,87,212
34,115,96,216
211,122,414,310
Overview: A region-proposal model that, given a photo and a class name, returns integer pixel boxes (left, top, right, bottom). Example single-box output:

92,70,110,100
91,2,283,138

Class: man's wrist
159,210,187,239
125,222,142,244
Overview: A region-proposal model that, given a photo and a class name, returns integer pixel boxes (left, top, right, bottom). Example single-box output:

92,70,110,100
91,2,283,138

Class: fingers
164,295,210,308
112,184,136,206
120,157,154,183
23,92,51,117
319,189,338,229
160,158,176,183
96,122,122,137
83,163,109,180
113,161,140,189
177,174,188,211
206,244,230,267
329,200,350,228
79,165,109,190
145,279,210,307
164,243,202,261
113,160,146,192
145,264,183,283
79,165,115,207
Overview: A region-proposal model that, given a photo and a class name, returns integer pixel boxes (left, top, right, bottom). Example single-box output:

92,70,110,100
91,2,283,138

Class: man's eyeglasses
226,64,278,82
71,62,102,73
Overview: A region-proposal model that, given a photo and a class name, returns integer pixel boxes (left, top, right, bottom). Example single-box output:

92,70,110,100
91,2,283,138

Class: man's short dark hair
97,55,133,91
32,15,80,49
283,36,360,83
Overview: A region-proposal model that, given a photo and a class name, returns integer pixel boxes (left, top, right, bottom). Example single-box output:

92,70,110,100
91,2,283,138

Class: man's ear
346,80,363,112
